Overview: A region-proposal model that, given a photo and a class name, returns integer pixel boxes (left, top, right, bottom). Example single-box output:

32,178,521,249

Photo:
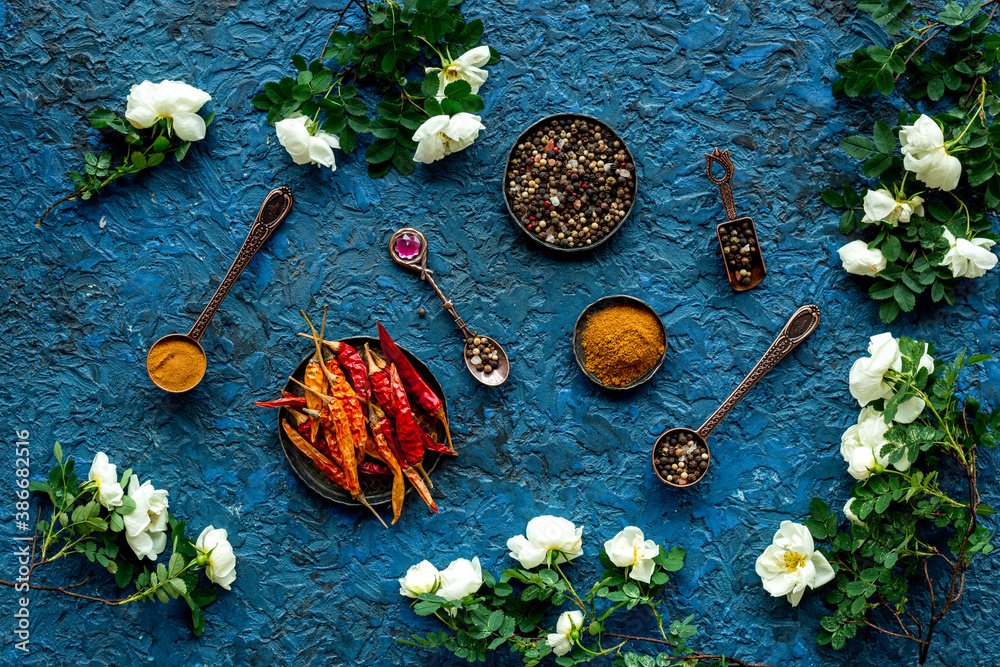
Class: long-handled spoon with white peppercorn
388,227,510,387
651,304,820,488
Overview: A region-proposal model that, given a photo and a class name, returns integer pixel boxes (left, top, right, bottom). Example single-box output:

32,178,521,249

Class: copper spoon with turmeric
145,187,294,393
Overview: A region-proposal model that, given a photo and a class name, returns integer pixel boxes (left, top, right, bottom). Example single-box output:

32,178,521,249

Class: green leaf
344,98,367,116
421,71,441,97
369,119,399,139
444,79,472,100
190,606,206,636
365,140,395,164
894,284,916,312
927,78,945,101
880,298,901,323
339,126,357,154
662,546,685,571
441,99,463,115
872,120,894,154
424,97,443,117
109,513,124,532
311,69,333,91
843,135,876,159
461,95,485,113
252,93,273,111
132,152,147,169
291,84,312,102
392,145,416,175
292,54,308,71
146,153,165,168
368,160,393,178
53,441,63,464
881,235,902,262
175,141,191,162
189,587,217,608
151,136,170,153
862,153,893,178
821,189,846,208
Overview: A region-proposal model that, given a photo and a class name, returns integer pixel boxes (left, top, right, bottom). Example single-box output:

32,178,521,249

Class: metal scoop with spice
652,304,820,488
145,187,293,393
389,228,510,387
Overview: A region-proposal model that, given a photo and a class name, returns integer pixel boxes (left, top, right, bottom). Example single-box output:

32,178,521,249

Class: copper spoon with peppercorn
706,148,767,292
388,227,510,387
652,304,820,488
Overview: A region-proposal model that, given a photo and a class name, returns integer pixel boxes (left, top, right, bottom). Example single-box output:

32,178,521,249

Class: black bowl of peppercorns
503,113,638,253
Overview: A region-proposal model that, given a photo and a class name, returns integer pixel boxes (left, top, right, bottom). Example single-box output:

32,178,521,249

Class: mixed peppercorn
506,117,636,249
654,431,709,486
718,219,760,287
465,334,500,374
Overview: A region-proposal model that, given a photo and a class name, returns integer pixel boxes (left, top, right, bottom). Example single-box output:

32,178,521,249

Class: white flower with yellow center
426,46,491,99
87,451,124,510
755,521,835,606
603,526,660,583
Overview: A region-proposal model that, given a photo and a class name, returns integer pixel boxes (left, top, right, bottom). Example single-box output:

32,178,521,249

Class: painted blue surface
1,1,998,666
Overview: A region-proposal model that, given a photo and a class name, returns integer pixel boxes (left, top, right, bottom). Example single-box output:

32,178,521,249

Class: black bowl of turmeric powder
573,295,667,390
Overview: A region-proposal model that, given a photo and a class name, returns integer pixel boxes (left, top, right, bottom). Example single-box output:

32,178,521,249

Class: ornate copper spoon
146,187,293,393
389,228,509,387
705,148,767,291
651,304,820,488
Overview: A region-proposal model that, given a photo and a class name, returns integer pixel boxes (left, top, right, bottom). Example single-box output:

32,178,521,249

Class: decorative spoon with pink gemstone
388,227,509,386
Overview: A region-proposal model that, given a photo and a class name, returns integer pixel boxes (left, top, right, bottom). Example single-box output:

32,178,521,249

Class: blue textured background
1,0,998,665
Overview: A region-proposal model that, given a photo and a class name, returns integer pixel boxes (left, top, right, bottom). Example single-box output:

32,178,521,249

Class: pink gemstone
394,232,421,260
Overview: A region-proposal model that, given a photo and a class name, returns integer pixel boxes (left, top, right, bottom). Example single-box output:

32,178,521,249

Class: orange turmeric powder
581,305,665,387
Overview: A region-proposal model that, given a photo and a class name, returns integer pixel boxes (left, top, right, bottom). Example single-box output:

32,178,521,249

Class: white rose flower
755,521,835,607
399,560,440,598
196,525,237,590
87,451,124,509
603,527,660,584
506,516,583,568
840,406,890,480
123,476,169,561
436,557,483,602
427,45,491,99
125,79,212,142
940,228,998,279
275,114,340,170
899,114,962,191
849,332,902,406
843,498,865,527
861,188,924,227
413,113,485,164
838,240,887,277
546,610,584,657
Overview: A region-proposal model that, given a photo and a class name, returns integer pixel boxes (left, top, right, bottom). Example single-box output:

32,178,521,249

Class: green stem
115,561,199,606
551,559,593,621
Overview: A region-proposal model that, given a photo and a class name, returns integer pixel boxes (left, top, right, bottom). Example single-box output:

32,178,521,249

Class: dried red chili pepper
254,396,308,408
359,459,390,476
296,420,334,460
282,420,386,529
368,401,438,515
297,333,371,400
325,359,368,461
290,377,360,493
376,323,454,451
